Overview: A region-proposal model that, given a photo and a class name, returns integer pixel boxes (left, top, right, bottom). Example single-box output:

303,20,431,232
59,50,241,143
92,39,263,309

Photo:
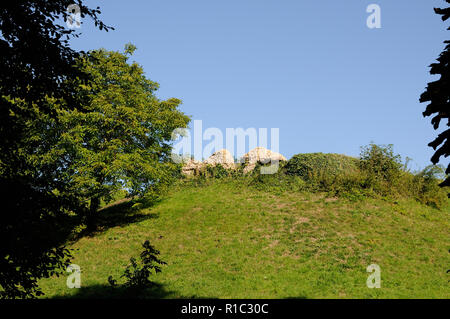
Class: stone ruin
181,147,286,176
204,149,235,169
240,147,287,174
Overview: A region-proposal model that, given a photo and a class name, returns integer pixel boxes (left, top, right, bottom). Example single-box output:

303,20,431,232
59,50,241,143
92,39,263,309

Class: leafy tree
52,45,190,226
0,1,111,298
420,0,450,193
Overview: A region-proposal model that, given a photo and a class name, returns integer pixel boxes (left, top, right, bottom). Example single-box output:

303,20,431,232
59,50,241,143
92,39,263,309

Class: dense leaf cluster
420,1,450,193
0,0,111,299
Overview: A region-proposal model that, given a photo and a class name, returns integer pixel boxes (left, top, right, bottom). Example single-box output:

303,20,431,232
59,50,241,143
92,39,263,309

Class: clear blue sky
71,0,448,171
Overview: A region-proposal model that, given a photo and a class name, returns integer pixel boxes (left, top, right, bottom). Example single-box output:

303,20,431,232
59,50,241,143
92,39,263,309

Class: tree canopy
53,45,190,221
420,0,450,193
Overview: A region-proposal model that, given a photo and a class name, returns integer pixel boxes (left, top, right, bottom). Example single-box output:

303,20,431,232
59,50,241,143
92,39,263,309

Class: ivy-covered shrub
284,153,359,181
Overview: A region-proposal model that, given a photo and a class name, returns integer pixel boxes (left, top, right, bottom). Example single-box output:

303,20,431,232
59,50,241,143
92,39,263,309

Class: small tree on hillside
54,44,190,226
420,0,450,194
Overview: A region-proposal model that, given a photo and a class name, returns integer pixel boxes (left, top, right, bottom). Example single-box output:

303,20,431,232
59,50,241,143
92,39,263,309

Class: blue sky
71,0,448,171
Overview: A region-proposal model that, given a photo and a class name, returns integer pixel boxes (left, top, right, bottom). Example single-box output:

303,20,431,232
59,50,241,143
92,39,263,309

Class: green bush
358,144,402,193
203,164,231,179
284,153,359,181
413,165,449,209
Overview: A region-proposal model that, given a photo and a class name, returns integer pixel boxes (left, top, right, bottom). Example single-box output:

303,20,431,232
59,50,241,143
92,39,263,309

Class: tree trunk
86,196,100,230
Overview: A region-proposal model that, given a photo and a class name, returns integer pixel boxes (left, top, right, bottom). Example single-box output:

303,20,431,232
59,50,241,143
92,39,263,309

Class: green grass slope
39,179,449,299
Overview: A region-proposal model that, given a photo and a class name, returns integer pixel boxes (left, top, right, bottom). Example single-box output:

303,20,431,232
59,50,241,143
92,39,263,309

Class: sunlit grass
39,179,450,298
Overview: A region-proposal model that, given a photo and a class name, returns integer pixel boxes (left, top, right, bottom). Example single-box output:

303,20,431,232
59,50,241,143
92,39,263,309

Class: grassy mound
38,178,449,299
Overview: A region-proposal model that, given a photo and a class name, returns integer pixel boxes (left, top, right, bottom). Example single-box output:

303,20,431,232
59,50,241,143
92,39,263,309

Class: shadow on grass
74,197,161,240
51,283,215,299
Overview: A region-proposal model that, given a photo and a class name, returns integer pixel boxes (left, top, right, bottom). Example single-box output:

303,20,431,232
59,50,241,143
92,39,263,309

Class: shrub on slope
284,153,359,181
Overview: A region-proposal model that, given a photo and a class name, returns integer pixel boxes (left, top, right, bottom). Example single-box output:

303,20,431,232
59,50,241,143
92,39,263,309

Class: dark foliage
0,179,77,298
0,1,111,298
420,0,450,194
